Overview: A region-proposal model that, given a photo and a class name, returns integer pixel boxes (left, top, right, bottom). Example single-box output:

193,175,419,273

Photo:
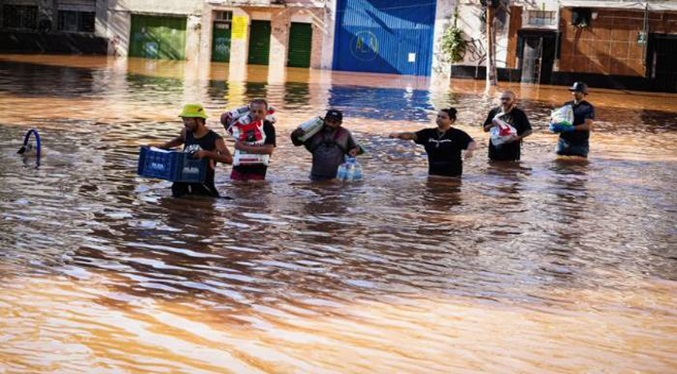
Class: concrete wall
105,0,203,58
108,0,202,15
291,8,324,69
455,2,488,67
455,0,563,69
201,3,327,71
431,0,456,78
320,0,336,69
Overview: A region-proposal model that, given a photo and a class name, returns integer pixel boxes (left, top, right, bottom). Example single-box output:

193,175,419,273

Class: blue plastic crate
137,146,207,183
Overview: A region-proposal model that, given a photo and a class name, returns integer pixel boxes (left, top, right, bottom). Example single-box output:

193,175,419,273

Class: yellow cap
178,104,208,119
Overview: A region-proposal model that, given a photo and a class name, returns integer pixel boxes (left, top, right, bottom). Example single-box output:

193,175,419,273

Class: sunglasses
500,97,512,101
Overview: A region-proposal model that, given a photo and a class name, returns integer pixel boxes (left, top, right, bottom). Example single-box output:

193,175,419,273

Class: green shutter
287,23,312,68
248,20,271,65
129,15,186,60
212,22,232,62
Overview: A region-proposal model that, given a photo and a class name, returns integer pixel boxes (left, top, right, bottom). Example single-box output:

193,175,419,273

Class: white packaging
296,117,325,142
233,149,269,166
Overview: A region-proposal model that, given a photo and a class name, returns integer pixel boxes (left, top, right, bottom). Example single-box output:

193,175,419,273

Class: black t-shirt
482,107,532,161
414,127,474,177
232,120,276,176
560,100,595,145
183,129,222,183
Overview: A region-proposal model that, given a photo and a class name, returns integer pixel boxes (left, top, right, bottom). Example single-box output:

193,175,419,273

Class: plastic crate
137,146,207,183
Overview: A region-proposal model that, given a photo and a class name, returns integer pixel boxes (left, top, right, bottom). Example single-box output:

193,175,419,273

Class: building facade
0,0,108,53
1,0,676,92
453,0,677,92
199,0,325,70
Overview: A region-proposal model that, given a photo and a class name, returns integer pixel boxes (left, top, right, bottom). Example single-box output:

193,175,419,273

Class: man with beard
160,104,232,197
291,109,361,181
482,90,532,162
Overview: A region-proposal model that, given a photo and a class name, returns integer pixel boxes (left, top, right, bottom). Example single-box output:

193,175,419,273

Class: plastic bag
336,156,363,181
490,117,518,146
549,105,574,132
229,120,266,143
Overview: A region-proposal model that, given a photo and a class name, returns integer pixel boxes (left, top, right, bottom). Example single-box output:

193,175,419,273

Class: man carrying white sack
481,90,533,162
554,82,595,158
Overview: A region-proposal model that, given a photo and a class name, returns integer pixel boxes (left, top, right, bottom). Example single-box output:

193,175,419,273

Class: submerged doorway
648,33,677,93
248,20,271,66
518,30,557,84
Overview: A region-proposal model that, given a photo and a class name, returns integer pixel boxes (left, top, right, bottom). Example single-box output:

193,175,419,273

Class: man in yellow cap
159,104,233,197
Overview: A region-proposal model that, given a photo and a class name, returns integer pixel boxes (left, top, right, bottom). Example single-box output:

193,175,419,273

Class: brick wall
558,8,677,77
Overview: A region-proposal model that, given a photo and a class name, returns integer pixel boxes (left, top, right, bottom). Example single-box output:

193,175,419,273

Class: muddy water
0,55,676,373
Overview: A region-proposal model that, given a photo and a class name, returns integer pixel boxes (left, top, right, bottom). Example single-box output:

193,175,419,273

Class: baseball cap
324,109,343,121
568,82,589,94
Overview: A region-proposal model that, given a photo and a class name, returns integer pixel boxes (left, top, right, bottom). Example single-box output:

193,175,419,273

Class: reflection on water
1,55,676,373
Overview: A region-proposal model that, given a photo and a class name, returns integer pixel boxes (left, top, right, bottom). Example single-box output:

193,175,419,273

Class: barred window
527,10,556,27
2,5,38,29
58,11,95,32
214,11,233,21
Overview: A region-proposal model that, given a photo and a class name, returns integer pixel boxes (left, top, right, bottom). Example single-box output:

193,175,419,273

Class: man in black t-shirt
482,90,532,161
160,104,233,197
220,99,277,181
390,108,476,177
555,82,595,158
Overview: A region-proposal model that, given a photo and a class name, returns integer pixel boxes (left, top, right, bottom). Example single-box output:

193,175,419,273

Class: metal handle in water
21,128,42,165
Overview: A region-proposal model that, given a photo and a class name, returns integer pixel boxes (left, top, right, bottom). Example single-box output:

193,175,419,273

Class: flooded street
1,55,676,373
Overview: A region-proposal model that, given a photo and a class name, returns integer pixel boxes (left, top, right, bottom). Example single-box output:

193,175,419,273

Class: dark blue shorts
556,138,589,158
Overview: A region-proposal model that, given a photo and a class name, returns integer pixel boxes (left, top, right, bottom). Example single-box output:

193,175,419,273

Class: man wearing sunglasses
481,90,532,162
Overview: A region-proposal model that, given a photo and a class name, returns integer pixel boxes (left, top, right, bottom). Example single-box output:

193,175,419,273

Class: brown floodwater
0,54,676,373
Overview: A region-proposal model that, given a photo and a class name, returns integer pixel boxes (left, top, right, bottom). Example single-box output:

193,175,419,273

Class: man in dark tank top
159,104,233,197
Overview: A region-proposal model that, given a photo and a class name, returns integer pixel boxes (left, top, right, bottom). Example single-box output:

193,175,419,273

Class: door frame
517,29,558,84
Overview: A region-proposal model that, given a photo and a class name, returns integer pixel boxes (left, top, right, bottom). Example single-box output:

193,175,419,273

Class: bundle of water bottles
336,156,363,182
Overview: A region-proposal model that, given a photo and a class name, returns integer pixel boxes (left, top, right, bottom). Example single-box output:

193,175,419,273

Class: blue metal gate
333,0,437,76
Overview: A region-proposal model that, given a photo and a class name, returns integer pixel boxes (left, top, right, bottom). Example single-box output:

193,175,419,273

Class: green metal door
248,20,271,65
212,22,232,62
129,15,186,60
287,23,312,68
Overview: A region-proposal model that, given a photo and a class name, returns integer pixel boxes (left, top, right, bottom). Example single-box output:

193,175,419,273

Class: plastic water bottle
353,160,363,181
345,161,355,181
336,162,347,180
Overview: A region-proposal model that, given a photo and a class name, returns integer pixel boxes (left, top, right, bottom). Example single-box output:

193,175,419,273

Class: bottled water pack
337,156,363,182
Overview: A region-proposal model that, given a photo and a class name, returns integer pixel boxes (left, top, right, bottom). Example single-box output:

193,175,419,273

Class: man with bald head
482,90,532,162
